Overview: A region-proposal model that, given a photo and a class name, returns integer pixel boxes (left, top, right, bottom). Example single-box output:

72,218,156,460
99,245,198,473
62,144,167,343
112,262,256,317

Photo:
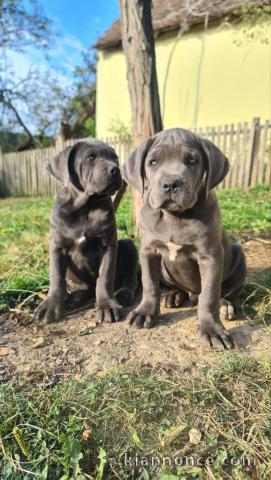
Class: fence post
245,117,261,187
0,145,6,197
55,134,65,152
0,144,2,171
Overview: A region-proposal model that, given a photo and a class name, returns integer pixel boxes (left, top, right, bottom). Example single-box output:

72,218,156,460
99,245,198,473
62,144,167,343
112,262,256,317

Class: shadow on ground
0,237,270,383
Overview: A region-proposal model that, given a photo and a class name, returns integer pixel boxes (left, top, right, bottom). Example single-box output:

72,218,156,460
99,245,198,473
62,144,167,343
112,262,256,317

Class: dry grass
0,355,271,479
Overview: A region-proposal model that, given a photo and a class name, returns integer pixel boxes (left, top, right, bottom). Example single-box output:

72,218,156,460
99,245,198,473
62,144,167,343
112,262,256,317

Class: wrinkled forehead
73,140,117,160
149,129,202,159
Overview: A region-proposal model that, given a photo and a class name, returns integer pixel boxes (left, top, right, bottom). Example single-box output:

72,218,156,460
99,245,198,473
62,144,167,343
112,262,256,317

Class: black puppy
35,139,137,324
123,128,246,349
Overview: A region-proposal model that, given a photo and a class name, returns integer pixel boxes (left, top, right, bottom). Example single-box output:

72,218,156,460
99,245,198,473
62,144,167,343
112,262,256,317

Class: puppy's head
48,140,122,197
123,128,229,212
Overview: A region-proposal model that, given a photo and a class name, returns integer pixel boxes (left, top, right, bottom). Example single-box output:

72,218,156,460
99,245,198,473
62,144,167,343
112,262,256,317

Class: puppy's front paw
127,302,159,328
34,297,64,324
199,321,234,350
96,299,121,323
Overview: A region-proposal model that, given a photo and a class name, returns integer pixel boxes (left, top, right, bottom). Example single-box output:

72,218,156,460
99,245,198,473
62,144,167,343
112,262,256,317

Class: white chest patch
166,242,183,261
77,235,86,245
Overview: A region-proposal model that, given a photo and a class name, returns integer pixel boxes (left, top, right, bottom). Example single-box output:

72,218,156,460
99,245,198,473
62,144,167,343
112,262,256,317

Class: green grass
0,194,134,311
217,185,271,236
0,197,53,310
237,269,271,325
0,355,270,479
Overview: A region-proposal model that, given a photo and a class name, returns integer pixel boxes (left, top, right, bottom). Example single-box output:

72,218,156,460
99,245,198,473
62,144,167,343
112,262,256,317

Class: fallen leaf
161,424,186,447
0,347,15,356
96,370,108,377
49,328,66,336
26,370,43,379
82,428,92,441
38,292,47,300
33,337,46,349
237,410,245,420
88,319,97,328
189,428,202,444
79,327,93,336
131,429,143,449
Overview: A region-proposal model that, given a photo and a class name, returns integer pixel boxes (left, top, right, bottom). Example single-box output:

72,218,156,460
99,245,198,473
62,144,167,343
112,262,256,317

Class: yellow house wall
96,21,271,138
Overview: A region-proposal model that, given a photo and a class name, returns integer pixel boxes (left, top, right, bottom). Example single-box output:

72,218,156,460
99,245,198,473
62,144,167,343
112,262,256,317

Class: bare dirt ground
1,237,270,383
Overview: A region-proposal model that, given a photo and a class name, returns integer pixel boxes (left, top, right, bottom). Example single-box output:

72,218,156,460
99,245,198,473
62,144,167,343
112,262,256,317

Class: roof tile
95,0,266,49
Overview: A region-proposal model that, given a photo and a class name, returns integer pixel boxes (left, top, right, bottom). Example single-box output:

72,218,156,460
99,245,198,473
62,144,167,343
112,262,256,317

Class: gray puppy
123,128,246,349
35,139,137,324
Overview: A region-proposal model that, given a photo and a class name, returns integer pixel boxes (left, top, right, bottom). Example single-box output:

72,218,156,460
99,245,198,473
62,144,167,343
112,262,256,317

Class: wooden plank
0,147,7,196
25,153,30,195
222,124,228,155
216,125,222,150
210,126,215,144
29,151,34,195
14,153,19,195
232,123,241,188
6,154,12,195
216,126,223,189
264,123,271,184
43,147,49,196
35,151,39,195
245,117,260,187
220,124,229,189
258,120,269,185
225,124,235,189
47,148,52,196
20,151,26,195
2,155,8,195
21,152,25,195
12,154,17,196
237,122,249,188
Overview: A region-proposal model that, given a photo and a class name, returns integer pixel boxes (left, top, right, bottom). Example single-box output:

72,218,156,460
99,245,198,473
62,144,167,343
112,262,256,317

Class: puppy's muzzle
107,165,120,177
107,165,122,188
98,164,122,194
160,178,185,193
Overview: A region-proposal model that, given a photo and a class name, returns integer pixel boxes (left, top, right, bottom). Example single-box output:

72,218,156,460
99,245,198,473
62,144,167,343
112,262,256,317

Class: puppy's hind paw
161,290,188,308
115,287,135,307
219,299,235,321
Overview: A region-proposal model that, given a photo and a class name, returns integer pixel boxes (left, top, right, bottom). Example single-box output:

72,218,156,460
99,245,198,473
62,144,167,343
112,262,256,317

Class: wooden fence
194,117,271,189
0,118,270,197
0,136,131,197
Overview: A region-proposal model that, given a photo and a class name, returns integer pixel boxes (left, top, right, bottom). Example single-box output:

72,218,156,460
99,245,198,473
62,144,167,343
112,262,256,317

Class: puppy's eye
149,159,159,166
187,155,198,165
86,153,96,161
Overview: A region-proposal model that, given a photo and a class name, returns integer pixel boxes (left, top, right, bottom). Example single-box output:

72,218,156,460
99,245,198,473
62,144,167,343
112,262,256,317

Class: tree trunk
119,0,163,221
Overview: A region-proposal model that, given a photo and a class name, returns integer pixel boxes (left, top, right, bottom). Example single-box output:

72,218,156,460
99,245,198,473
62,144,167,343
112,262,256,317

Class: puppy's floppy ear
47,146,73,187
200,137,229,193
122,138,154,196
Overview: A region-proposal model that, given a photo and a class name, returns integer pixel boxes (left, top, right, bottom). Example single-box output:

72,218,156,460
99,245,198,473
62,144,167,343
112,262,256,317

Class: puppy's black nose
161,179,183,192
107,165,120,176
